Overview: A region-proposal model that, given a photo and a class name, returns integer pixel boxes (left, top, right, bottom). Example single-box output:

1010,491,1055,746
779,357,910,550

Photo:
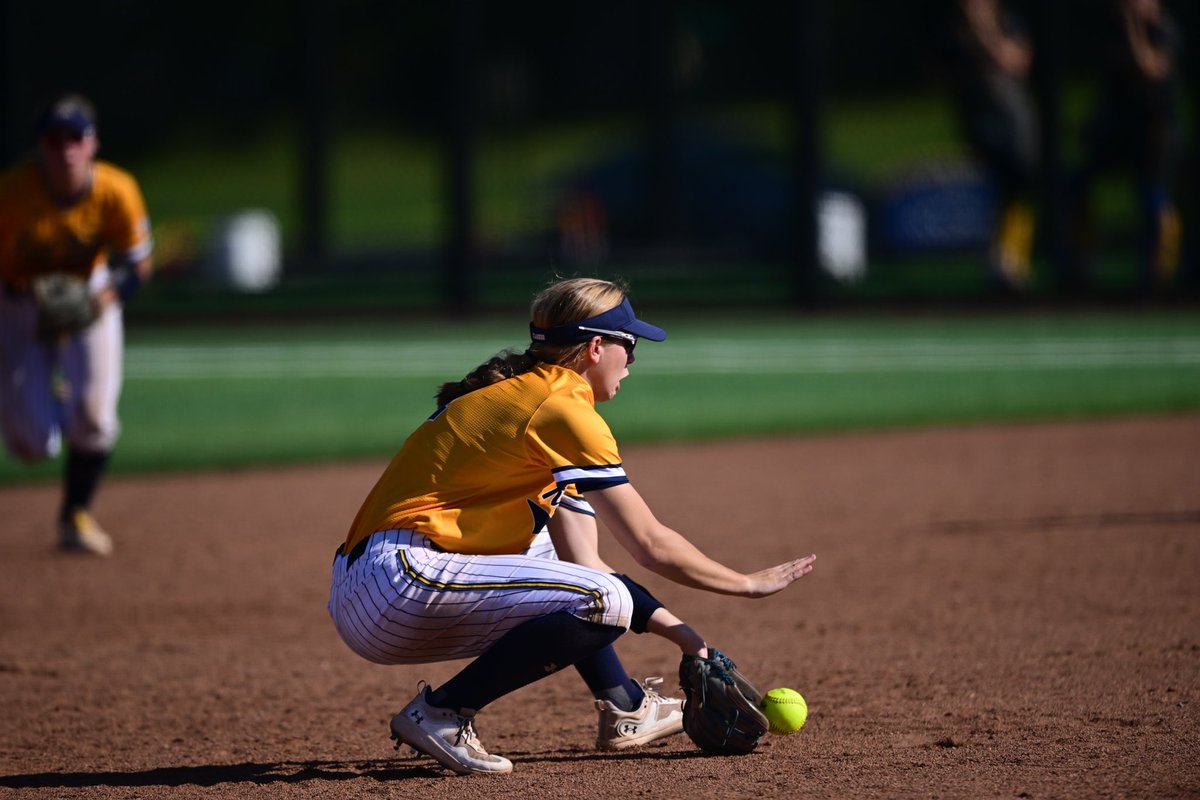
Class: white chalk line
123,337,1200,379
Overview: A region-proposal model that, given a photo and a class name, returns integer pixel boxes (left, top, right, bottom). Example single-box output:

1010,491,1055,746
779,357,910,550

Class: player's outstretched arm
549,493,710,656
589,483,815,598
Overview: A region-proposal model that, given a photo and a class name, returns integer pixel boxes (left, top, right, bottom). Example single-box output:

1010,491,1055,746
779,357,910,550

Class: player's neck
39,160,94,207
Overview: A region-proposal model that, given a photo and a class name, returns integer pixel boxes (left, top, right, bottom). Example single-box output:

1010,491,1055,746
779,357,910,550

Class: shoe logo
617,722,639,737
410,710,424,725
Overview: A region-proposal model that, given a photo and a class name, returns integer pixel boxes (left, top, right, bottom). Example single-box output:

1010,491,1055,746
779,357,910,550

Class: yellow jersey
0,159,151,287
344,364,627,556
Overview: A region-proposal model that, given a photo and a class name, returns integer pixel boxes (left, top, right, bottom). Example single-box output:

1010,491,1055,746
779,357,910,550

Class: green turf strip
1,311,1197,483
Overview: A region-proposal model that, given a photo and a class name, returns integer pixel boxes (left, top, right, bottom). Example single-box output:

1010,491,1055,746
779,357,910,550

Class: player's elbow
629,548,660,571
630,527,681,571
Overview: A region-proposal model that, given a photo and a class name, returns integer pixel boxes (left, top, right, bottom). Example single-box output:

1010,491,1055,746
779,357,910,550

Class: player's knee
65,413,119,452
595,573,635,632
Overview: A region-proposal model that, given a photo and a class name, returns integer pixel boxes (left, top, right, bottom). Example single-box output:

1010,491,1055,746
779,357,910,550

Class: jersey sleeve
559,486,596,516
527,386,628,493
100,165,153,264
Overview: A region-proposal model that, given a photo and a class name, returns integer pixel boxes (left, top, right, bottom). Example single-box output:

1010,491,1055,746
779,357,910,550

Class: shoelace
453,716,484,751
641,677,679,712
412,680,488,754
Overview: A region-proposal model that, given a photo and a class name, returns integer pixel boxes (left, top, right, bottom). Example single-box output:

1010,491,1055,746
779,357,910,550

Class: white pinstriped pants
0,277,123,462
327,529,635,665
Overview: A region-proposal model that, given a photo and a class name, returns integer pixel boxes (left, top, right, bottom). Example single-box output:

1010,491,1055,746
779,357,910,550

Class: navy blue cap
35,95,97,138
530,297,667,345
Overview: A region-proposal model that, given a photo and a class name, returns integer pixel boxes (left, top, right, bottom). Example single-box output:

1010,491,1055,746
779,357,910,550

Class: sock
430,611,623,713
575,645,646,712
61,449,110,520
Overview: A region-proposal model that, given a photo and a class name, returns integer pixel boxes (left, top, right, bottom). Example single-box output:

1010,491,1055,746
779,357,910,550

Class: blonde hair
434,277,628,407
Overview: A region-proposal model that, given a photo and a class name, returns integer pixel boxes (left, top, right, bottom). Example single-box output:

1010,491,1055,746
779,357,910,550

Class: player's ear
585,335,605,364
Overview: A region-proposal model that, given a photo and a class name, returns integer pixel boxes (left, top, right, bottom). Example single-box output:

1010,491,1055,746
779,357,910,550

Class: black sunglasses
42,129,88,146
578,325,637,362
602,334,636,362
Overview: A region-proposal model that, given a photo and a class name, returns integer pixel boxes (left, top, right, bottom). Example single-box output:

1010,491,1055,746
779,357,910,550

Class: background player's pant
0,288,124,462
327,529,635,665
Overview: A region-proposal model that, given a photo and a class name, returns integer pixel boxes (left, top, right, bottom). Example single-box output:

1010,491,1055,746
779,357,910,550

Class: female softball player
327,277,816,774
0,93,153,555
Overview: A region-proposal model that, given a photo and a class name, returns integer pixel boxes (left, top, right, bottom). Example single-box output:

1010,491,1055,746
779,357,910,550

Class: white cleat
595,676,684,750
58,509,114,556
390,686,513,775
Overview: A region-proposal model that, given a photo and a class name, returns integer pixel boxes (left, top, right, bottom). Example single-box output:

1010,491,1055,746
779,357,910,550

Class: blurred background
2,0,1197,315
2,0,1199,487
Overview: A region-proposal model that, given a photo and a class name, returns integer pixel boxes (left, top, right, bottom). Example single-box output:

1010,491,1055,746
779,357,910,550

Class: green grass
3,310,1196,484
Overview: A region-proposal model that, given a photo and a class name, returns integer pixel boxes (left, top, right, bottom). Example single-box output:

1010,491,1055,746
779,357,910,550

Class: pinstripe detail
396,549,605,604
327,529,635,665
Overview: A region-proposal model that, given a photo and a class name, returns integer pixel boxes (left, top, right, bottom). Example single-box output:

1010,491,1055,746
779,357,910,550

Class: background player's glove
678,647,770,755
31,274,99,341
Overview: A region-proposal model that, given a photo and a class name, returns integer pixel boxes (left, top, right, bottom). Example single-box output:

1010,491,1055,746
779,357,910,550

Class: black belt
334,536,370,568
334,531,444,568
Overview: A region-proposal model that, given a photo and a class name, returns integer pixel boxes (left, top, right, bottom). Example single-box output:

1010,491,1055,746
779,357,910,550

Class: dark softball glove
678,648,770,755
32,274,99,341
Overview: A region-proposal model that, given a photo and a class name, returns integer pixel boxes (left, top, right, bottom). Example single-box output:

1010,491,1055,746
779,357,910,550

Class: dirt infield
1,415,1197,799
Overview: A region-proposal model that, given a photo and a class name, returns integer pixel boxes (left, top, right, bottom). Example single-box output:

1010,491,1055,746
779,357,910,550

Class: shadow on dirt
0,749,708,789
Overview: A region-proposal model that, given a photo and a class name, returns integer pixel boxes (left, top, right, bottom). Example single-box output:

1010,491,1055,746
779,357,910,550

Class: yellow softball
760,687,808,735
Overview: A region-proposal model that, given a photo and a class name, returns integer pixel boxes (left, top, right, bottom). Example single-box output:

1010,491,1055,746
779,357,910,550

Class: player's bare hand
743,554,816,598
95,287,119,310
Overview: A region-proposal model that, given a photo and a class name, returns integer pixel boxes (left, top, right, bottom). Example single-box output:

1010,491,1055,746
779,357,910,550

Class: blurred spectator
941,0,1040,293
1069,0,1184,293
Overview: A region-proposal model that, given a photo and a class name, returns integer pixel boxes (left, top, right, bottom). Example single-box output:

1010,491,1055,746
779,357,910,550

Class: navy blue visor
37,106,95,138
530,298,667,345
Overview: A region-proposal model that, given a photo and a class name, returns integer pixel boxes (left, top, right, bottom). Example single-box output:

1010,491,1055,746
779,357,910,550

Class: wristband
114,267,142,302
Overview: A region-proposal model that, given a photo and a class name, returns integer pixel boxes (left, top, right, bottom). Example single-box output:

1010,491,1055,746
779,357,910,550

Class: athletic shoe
595,676,684,750
390,685,513,775
58,509,113,556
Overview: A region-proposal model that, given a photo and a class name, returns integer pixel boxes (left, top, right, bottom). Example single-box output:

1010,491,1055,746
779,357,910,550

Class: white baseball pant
327,528,635,665
0,269,123,462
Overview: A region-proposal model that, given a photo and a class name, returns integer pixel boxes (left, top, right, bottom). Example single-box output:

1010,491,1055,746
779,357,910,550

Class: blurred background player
0,93,154,555
1069,0,1183,293
941,0,1040,293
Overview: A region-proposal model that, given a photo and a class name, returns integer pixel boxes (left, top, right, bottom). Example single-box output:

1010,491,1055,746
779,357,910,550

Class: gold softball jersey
0,160,152,287
345,364,627,556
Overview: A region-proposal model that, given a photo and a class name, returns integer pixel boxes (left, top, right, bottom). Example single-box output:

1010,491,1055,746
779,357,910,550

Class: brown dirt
1,415,1198,800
